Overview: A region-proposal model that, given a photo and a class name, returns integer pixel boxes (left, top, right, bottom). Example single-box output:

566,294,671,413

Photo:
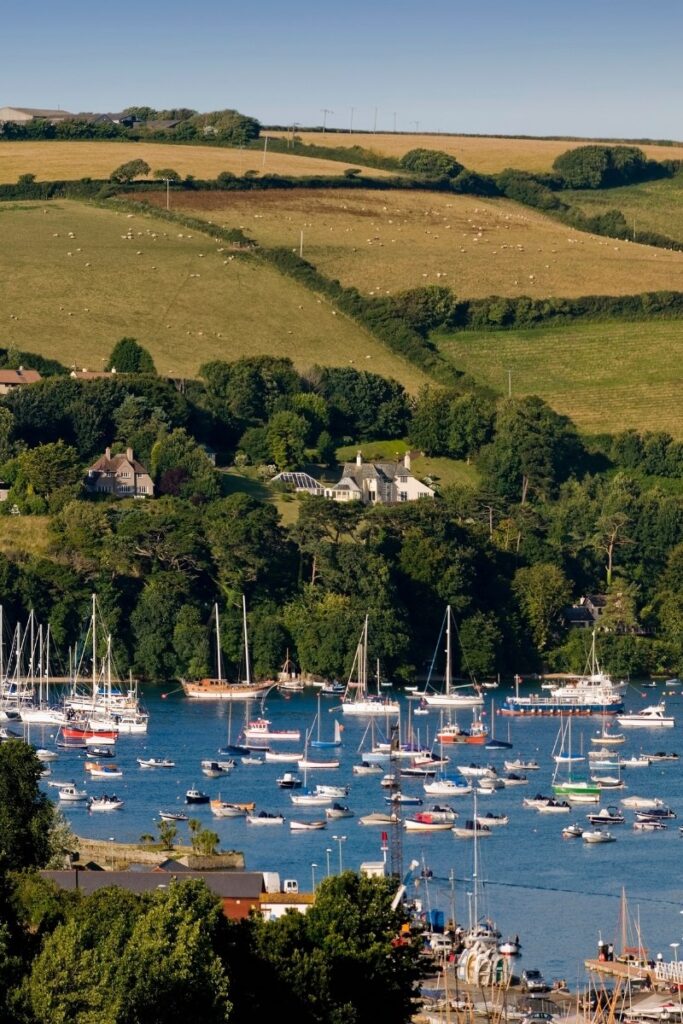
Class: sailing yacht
551,718,600,802
181,598,272,701
341,617,400,717
18,615,68,725
417,606,484,710
63,597,148,733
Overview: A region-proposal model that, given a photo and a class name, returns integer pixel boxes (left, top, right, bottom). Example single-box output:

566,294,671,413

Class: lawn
335,441,480,490
438,320,683,436
149,187,683,299
0,140,395,184
0,200,428,389
268,131,683,175
566,175,683,244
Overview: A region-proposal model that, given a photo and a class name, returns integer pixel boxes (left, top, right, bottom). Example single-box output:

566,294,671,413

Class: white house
273,453,434,506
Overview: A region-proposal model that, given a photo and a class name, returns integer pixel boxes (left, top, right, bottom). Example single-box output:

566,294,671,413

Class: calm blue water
32,683,683,984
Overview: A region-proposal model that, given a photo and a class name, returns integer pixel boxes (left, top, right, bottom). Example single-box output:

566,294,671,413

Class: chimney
356,450,362,466
105,446,111,460
126,447,134,461
404,451,411,471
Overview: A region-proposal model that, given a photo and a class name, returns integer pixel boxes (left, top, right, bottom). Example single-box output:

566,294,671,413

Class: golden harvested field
148,188,683,299
439,320,683,437
269,131,683,174
0,200,427,389
0,141,394,184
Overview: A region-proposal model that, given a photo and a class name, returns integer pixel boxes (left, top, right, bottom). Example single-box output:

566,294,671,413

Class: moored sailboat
182,598,272,701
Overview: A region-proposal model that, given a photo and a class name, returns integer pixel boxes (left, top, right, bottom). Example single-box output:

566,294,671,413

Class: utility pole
373,107,378,134
321,108,334,132
349,106,355,133
411,120,420,133
262,135,268,167
392,111,397,133
299,230,304,258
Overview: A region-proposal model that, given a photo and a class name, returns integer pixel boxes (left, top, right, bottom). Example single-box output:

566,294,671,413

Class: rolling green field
567,175,683,244
142,188,683,299
438,320,683,436
0,200,428,389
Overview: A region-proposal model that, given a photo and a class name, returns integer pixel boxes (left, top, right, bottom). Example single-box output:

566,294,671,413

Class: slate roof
42,869,265,899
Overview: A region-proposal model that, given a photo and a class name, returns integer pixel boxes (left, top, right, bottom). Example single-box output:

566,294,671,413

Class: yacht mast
92,593,97,695
242,596,251,686
445,605,452,696
214,603,223,682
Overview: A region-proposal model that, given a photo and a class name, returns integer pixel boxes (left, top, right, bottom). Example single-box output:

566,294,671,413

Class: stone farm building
85,447,154,499
274,452,434,505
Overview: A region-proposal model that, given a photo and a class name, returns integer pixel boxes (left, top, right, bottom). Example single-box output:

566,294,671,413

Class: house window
399,491,408,502
399,475,408,483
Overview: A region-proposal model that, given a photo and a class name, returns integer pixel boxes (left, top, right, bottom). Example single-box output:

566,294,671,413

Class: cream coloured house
85,447,154,498
273,452,434,506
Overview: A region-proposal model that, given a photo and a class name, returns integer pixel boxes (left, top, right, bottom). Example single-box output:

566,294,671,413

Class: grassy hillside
0,140,396,184
438,320,683,436
0,200,428,389
148,187,683,299
567,175,683,243
268,131,683,174
0,516,51,558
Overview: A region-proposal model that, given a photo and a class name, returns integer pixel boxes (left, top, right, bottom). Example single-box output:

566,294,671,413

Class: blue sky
3,0,682,138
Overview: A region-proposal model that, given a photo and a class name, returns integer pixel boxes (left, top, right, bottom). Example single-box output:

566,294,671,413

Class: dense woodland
0,339,680,684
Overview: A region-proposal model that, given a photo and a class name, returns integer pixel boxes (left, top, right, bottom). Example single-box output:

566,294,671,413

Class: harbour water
33,682,683,984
